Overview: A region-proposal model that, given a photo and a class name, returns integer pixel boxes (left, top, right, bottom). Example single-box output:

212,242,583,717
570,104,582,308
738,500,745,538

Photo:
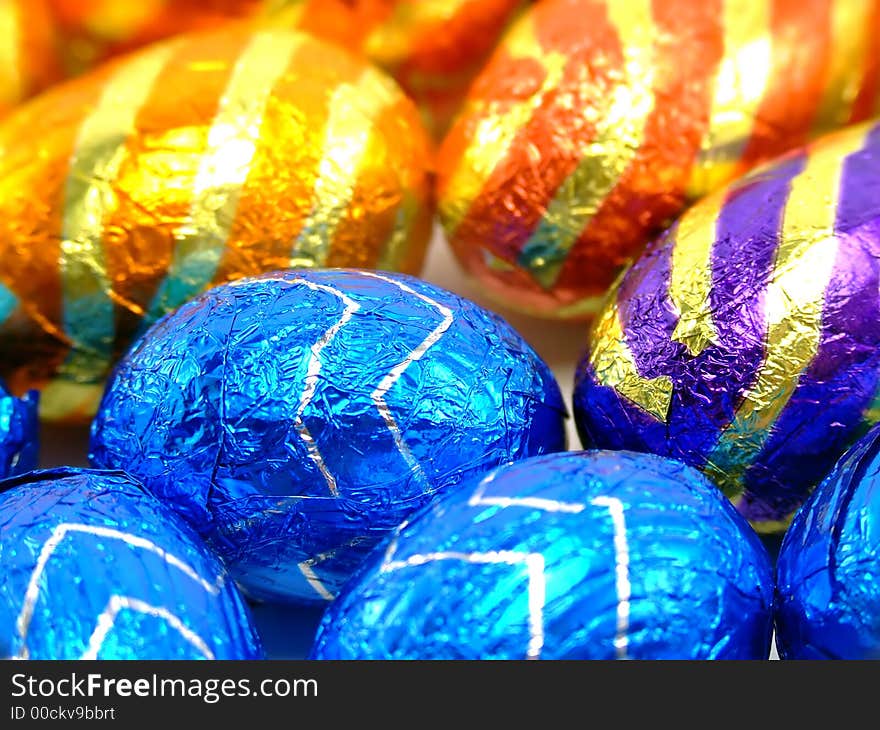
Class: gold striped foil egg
264,0,529,136
48,0,528,138
0,26,433,422
438,0,880,318
0,0,64,116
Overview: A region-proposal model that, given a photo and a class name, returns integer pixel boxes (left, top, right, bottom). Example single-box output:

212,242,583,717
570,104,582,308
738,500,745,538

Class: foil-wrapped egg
265,0,529,136
438,0,880,318
0,468,263,659
311,450,774,660
89,270,568,605
0,379,38,479
47,0,262,75
49,0,527,138
574,119,880,532
0,0,64,116
776,423,880,659
0,26,432,422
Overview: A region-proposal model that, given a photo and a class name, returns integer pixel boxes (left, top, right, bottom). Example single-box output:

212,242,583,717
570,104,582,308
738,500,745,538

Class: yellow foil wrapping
0,26,433,421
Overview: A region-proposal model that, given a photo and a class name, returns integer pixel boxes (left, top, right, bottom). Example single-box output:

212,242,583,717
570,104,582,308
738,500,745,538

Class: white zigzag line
382,549,546,660
15,523,224,659
80,596,214,660
297,535,374,602
359,271,454,486
379,476,631,660
290,278,360,497
468,470,587,513
590,496,631,660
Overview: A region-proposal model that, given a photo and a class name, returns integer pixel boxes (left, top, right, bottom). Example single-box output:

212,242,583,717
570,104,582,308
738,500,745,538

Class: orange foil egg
0,26,433,422
437,0,880,318
0,0,64,116
48,0,263,74
48,1,526,138
266,0,529,135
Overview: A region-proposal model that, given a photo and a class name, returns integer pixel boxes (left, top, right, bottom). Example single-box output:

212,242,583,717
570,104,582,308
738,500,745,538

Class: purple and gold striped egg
574,119,880,532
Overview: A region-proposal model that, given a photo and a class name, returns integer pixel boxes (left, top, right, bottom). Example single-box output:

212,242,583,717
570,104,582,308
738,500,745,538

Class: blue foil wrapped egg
89,269,567,604
0,379,38,478
311,450,774,660
0,468,263,659
776,423,880,659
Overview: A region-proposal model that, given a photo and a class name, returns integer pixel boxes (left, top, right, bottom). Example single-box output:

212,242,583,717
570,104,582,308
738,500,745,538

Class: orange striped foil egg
48,1,528,137
48,0,263,74
0,26,433,422
265,0,529,135
0,0,64,116
438,0,880,319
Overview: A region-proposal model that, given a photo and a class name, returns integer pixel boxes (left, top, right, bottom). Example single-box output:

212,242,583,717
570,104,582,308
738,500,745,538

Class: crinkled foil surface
776,423,880,659
0,468,263,659
575,120,880,532
438,0,880,317
311,450,773,660
89,269,568,605
0,379,38,479
0,26,432,422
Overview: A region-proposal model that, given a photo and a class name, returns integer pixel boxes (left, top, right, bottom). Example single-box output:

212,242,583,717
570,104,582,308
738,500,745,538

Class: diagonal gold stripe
686,0,772,198
518,0,656,290
0,0,22,107
589,298,673,423
289,67,400,267
668,190,728,356
439,12,567,235
145,31,304,325
58,42,175,382
703,124,872,497
810,0,874,134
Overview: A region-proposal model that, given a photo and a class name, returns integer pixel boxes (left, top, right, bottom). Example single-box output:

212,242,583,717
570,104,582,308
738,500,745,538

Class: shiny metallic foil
49,0,526,138
311,450,774,660
0,468,264,659
89,270,568,605
574,120,880,533
776,423,880,659
263,0,529,136
48,0,263,75
0,0,64,116
0,379,38,478
0,26,433,422
438,0,880,318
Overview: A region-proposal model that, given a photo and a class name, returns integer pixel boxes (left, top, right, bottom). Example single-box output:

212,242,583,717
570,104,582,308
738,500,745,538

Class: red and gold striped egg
0,26,433,421
0,0,64,116
438,0,880,318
